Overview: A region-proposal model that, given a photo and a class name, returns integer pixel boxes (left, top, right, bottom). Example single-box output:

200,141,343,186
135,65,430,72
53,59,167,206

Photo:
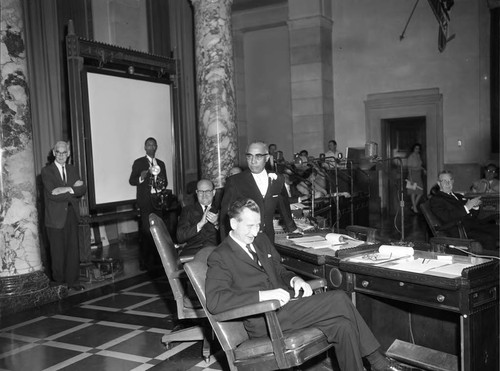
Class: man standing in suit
129,137,168,270
430,170,498,250
41,141,86,291
176,179,219,258
206,198,402,371
220,141,299,242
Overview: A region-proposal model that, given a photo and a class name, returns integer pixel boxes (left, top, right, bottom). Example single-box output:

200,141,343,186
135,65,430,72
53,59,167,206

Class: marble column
0,0,66,315
191,0,237,188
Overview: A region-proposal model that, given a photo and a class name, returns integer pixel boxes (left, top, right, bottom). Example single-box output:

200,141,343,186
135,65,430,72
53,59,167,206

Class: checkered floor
0,277,226,371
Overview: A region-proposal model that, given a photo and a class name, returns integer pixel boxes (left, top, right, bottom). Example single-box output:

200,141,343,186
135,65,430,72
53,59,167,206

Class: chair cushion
234,327,326,360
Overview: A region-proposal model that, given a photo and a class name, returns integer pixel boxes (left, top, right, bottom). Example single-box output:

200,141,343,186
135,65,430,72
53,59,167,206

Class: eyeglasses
486,169,497,173
245,153,268,161
196,190,213,195
438,178,454,184
55,151,68,156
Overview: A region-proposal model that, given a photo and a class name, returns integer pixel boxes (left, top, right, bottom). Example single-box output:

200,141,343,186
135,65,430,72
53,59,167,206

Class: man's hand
291,276,313,298
51,187,71,195
73,180,83,187
197,206,210,231
466,196,482,210
259,288,290,307
206,210,219,229
140,169,149,181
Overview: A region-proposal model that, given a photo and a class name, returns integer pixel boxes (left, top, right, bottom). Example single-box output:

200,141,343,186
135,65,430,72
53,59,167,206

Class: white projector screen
85,71,174,209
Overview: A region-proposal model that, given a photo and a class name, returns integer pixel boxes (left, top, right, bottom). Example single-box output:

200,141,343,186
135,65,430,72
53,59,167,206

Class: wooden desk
340,251,499,371
274,236,499,371
274,234,375,291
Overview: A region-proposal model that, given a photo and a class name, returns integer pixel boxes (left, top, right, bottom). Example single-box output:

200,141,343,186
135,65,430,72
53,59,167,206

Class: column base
0,270,68,317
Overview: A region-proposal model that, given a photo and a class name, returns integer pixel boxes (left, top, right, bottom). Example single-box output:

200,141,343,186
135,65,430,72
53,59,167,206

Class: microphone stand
318,157,342,233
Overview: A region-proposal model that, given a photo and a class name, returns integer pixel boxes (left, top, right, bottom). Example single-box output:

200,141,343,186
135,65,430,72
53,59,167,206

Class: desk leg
461,303,499,371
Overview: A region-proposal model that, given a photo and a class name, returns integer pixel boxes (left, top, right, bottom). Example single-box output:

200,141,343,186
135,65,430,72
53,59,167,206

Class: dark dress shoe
69,284,85,291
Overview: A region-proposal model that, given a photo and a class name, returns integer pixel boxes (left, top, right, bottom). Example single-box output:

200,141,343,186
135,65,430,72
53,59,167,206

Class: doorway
381,116,427,216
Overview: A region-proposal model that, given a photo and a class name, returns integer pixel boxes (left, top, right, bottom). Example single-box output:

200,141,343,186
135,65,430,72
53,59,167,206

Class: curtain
23,0,64,173
168,0,199,188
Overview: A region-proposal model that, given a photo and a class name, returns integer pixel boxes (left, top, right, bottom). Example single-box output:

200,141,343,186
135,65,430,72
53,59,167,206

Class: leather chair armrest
178,255,194,264
214,300,281,322
307,278,327,290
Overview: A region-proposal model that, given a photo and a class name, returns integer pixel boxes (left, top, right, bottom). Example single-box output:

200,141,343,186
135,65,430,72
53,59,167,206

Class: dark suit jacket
41,162,86,229
129,156,167,212
176,203,219,250
220,170,296,241
206,233,295,315
429,190,479,236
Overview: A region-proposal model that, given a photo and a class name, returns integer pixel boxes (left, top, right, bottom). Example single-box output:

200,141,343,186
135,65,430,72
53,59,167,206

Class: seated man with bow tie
206,198,404,371
176,179,220,258
430,170,498,250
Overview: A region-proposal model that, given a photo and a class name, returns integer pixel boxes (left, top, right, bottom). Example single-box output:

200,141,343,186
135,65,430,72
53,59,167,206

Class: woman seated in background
471,163,499,193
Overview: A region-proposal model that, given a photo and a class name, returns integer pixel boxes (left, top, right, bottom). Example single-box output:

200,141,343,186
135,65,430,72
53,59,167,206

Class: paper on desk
387,258,450,273
297,239,364,250
298,241,345,249
427,263,473,276
378,245,415,257
290,235,325,243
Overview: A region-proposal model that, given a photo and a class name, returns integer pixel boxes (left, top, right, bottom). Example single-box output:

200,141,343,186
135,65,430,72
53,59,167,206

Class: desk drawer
353,274,460,311
281,256,324,281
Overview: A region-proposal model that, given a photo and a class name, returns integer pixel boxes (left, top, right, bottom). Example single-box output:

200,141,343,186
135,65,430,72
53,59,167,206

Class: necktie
246,244,261,266
62,165,67,184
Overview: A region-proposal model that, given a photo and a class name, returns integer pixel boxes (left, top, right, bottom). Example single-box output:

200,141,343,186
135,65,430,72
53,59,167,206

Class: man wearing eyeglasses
220,141,299,242
471,163,499,193
176,179,220,257
41,141,87,291
430,170,498,250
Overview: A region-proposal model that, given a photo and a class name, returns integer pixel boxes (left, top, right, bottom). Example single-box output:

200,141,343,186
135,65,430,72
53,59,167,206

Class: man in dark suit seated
430,170,498,250
129,137,168,270
220,141,299,242
206,198,403,371
176,179,219,257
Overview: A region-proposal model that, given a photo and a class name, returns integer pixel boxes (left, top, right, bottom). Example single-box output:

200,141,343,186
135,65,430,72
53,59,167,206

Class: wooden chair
420,201,468,239
149,213,210,360
184,246,335,371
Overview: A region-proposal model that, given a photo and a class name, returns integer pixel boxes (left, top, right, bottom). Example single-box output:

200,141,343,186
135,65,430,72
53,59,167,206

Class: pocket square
268,254,272,258
272,194,278,198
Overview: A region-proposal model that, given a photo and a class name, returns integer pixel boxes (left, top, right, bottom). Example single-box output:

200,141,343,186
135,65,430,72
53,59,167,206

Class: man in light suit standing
220,141,299,242
129,137,168,270
41,141,86,291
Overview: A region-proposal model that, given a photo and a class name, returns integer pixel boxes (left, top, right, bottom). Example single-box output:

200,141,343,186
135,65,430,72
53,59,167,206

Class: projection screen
84,70,174,209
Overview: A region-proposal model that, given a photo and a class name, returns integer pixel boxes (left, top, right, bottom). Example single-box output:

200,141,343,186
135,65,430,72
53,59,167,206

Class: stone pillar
288,0,333,156
191,0,237,188
0,0,65,315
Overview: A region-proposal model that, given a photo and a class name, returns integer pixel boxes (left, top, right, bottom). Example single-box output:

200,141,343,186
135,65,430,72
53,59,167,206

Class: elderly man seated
176,179,220,258
430,170,498,250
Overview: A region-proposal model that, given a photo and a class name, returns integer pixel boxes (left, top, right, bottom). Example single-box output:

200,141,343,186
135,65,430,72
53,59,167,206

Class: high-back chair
420,201,468,239
149,213,210,360
184,246,334,371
